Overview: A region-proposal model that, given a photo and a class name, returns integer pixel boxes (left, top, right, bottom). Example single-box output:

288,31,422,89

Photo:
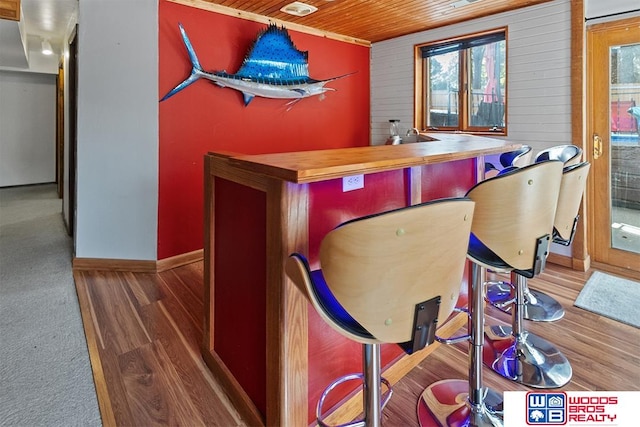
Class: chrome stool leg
317,343,392,427
364,343,382,427
484,273,572,389
421,264,503,426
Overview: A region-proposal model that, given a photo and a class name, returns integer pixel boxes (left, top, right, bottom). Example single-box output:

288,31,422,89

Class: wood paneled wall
370,0,573,151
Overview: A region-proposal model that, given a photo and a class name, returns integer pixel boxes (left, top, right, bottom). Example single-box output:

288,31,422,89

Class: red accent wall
158,0,371,259
421,160,476,309
213,178,267,415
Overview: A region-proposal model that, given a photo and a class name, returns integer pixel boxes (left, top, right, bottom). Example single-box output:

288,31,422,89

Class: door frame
67,26,78,240
586,16,640,279
56,62,64,198
550,0,590,272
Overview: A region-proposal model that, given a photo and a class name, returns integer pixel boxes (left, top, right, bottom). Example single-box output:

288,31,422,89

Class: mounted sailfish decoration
161,23,354,107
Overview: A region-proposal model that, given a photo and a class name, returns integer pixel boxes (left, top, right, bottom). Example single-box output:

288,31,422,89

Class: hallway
0,184,100,426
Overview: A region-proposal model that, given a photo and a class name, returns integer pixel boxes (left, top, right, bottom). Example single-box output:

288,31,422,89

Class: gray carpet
0,184,101,426
574,271,640,328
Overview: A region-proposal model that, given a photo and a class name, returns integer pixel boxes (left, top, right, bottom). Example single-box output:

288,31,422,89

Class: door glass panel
609,42,640,254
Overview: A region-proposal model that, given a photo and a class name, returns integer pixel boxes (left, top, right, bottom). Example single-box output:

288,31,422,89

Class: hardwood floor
74,262,640,426
74,263,246,426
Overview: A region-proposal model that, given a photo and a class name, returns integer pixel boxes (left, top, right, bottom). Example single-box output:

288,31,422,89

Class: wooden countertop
220,133,520,184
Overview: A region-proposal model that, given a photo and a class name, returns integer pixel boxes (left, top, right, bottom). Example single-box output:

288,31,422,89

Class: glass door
587,17,640,273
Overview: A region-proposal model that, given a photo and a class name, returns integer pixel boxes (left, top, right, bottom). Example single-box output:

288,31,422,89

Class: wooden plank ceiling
199,0,554,43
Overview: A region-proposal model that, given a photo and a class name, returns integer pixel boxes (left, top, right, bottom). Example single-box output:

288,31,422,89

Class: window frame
414,27,508,136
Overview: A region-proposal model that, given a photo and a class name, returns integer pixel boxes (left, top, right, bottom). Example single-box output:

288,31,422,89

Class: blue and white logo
526,392,566,425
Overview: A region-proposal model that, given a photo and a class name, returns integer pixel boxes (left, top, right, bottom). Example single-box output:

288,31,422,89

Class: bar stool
535,144,582,166
421,161,564,426
486,144,584,322
483,163,587,389
286,198,475,427
552,162,591,245
485,145,532,176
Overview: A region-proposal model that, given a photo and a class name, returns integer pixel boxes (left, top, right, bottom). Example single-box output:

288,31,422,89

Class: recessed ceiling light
41,39,53,55
280,1,318,17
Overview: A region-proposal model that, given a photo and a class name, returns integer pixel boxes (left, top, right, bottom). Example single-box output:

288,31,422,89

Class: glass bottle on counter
386,120,402,145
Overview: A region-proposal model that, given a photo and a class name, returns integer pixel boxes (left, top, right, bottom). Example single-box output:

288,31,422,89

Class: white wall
61,30,72,233
0,70,56,187
75,0,158,260
585,0,640,21
26,46,60,75
371,0,572,154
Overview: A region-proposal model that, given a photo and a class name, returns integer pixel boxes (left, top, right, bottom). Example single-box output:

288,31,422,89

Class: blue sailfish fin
160,23,205,102
242,92,255,106
235,24,311,83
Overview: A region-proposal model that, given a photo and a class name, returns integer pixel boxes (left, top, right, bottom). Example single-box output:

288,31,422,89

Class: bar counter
202,134,519,427
227,133,517,183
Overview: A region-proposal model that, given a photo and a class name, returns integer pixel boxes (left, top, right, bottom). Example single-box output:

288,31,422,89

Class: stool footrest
435,307,471,344
486,280,565,322
485,280,516,308
317,373,392,427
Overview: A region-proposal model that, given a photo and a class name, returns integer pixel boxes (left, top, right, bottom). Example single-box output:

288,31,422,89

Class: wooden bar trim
207,153,271,192
203,156,216,354
72,251,203,273
265,179,286,426
73,257,157,273
406,166,422,205
227,135,520,184
591,261,640,281
156,249,203,272
265,180,309,427
200,349,264,426
73,271,117,427
547,252,590,272
167,0,370,47
547,252,572,269
570,0,589,270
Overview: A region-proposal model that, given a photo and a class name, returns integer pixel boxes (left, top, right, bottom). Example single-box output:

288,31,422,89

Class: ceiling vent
280,1,318,17
451,0,482,8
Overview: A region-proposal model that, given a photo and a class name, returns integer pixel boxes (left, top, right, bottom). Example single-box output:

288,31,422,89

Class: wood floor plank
161,262,205,304
85,271,152,355
78,263,247,426
118,341,206,426
121,271,166,307
74,272,118,427
137,301,244,426
156,269,204,331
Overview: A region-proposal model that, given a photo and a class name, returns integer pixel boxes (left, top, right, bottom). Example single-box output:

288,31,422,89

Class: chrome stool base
419,379,503,427
484,325,572,389
486,282,565,322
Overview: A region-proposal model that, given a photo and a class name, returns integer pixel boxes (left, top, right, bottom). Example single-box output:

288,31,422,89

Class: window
415,29,507,134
